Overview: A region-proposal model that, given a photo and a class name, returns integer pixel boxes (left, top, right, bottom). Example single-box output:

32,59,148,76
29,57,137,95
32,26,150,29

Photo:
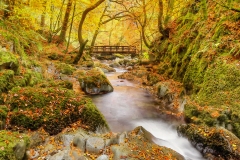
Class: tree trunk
158,0,169,39
73,0,105,64
66,0,76,53
90,6,108,54
58,0,73,44
141,0,152,48
40,0,47,33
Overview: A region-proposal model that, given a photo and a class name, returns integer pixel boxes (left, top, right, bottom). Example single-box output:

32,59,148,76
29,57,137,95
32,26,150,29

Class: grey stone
117,132,127,144
49,150,66,160
96,155,109,160
73,133,89,152
13,141,26,160
26,150,39,159
111,145,130,160
86,137,105,154
62,134,74,149
109,62,121,68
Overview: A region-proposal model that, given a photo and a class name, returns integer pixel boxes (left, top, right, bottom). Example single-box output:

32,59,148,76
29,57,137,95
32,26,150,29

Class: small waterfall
91,68,205,160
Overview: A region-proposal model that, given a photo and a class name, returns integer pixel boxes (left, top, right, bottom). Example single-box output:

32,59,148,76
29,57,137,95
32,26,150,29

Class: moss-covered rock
0,130,29,160
55,62,76,75
78,67,114,94
38,80,73,89
177,124,240,159
0,70,14,94
94,62,116,72
6,87,108,135
0,51,19,73
183,58,240,137
0,105,8,129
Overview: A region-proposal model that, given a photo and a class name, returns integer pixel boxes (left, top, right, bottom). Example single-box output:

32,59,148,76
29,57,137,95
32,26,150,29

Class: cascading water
91,68,205,160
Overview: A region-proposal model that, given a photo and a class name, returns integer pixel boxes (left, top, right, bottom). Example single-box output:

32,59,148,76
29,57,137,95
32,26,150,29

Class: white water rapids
91,69,204,160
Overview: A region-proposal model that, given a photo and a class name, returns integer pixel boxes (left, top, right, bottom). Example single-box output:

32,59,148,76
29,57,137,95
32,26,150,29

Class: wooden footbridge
92,46,137,55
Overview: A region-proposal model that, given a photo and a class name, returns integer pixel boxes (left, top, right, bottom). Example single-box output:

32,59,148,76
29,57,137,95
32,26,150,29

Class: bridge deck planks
92,46,137,55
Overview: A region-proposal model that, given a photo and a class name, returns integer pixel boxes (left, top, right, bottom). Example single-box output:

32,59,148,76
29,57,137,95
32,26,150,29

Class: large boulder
6,87,108,134
177,124,240,159
78,67,114,94
110,126,184,160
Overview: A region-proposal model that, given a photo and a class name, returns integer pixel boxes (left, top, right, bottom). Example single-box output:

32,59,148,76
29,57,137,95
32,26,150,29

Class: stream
91,68,204,160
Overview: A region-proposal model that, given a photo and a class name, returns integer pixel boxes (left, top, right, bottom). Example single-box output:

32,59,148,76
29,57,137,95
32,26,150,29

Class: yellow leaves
80,0,91,5
232,144,237,150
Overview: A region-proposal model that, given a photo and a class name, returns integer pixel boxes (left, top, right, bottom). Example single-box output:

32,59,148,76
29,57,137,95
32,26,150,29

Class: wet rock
13,141,26,160
126,66,133,70
78,67,114,94
86,137,105,154
177,124,240,159
96,154,109,160
109,62,121,68
94,62,116,72
156,82,170,98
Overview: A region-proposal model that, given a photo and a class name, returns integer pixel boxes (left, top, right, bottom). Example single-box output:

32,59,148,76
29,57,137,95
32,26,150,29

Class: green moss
55,62,76,75
0,105,8,119
0,51,19,73
80,98,109,131
39,80,73,89
6,87,108,135
0,70,15,94
113,54,125,59
0,130,29,160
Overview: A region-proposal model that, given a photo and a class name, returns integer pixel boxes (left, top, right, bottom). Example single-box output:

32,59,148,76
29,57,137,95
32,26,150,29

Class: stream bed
91,69,204,160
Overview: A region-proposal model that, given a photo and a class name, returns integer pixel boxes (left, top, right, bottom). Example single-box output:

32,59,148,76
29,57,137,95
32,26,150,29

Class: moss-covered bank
5,87,108,135
151,0,240,138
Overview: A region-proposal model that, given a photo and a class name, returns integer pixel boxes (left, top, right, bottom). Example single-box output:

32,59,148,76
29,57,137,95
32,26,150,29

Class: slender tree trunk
141,0,152,48
40,0,47,33
73,0,105,64
158,0,169,38
58,0,73,44
66,0,76,53
90,6,108,54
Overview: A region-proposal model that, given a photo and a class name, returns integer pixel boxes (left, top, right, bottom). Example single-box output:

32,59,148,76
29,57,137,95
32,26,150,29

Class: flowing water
91,68,204,160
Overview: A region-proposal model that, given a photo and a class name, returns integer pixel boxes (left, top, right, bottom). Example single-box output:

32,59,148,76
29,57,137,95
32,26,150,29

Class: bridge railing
92,46,137,54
